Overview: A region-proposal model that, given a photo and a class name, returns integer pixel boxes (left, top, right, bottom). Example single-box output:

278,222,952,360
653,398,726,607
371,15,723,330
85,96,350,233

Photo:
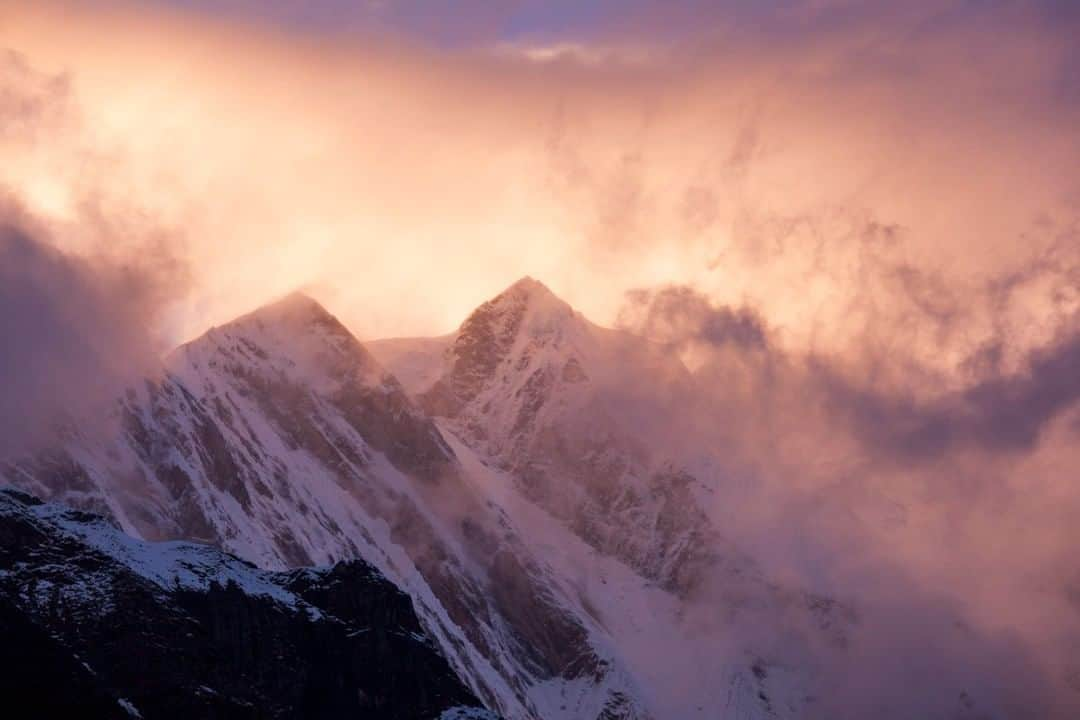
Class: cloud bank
618,282,1080,717
1,0,1075,354
1,0,1077,716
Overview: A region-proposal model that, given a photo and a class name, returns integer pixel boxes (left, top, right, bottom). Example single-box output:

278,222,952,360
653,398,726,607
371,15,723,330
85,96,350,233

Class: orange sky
1,0,1077,374
2,3,1080,712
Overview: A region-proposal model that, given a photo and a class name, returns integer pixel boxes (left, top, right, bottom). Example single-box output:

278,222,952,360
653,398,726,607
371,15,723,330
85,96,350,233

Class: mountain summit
419,277,583,416
492,276,573,320
369,279,719,595
1,282,1023,720
4,288,653,720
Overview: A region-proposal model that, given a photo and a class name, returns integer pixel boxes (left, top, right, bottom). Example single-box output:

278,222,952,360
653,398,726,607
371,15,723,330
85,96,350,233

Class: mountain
2,290,654,720
371,277,732,596
0,486,494,720
369,278,867,716
0,277,1020,719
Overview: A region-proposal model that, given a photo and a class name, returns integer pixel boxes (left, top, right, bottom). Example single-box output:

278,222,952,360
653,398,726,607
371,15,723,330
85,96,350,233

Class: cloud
1,0,1076,349
0,202,181,456
618,285,769,351
820,326,1080,462
615,280,1080,716
0,1,1077,714
0,54,187,456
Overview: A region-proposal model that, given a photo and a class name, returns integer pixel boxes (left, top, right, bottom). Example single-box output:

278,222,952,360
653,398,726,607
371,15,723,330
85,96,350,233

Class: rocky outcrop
0,487,494,720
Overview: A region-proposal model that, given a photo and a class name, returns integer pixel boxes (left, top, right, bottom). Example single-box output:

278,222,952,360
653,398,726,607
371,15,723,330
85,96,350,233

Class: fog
2,0,1078,716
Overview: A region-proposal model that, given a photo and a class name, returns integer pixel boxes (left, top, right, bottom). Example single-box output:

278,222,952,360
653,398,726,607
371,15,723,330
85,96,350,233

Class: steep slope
373,278,1004,720
443,428,817,720
371,278,882,718
1,282,1016,720
2,293,651,720
0,487,492,720
373,277,722,596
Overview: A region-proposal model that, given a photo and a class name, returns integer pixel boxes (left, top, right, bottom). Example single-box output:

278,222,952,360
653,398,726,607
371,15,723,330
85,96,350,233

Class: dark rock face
0,594,128,719
420,278,537,419
0,488,493,720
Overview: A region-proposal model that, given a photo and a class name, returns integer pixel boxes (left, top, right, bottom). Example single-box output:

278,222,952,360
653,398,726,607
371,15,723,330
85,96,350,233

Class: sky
1,1,1079,716
1,0,1075,354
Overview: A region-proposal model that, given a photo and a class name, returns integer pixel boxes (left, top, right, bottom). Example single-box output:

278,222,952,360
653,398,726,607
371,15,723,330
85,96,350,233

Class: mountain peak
498,275,560,305
483,275,573,325
504,275,549,296
170,289,379,386
245,290,340,330
416,277,587,417
193,290,362,353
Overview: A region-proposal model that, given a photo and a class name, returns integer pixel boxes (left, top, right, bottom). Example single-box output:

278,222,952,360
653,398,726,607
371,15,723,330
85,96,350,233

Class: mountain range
1,277,989,719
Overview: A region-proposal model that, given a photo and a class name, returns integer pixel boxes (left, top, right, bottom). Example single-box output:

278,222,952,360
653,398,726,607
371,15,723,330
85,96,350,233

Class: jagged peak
186,290,355,349
243,290,340,328
503,275,551,297
494,275,562,307
169,289,376,380
423,277,591,415
462,276,575,334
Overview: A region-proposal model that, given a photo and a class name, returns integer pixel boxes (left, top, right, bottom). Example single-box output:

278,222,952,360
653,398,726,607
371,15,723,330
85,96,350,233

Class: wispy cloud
1,3,1077,713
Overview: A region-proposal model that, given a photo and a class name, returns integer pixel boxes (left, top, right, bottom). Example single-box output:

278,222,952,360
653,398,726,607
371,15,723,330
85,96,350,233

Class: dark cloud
0,54,186,458
618,285,769,350
819,326,1080,462
0,200,179,457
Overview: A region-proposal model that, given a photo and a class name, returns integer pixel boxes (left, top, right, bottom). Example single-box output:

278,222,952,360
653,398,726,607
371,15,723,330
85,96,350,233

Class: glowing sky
2,3,1079,714
2,0,1075,358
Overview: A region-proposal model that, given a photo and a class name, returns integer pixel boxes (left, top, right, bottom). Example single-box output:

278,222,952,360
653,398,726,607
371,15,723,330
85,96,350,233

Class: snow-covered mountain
2,291,656,719
370,278,857,718
3,278,995,719
373,277,721,596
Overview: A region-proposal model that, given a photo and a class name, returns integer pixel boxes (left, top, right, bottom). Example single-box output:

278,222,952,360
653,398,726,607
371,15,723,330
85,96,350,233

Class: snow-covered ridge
0,486,493,720
170,291,387,397
0,279,1018,720
0,487,305,610
2,289,652,720
377,278,719,596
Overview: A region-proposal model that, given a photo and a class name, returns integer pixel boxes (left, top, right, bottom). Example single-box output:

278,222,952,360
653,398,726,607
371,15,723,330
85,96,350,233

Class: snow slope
2,292,651,720
376,277,730,596
6,278,1008,719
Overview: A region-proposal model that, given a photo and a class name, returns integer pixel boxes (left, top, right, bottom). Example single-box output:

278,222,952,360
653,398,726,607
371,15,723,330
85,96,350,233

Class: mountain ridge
0,486,495,720
2,283,663,720
8,278,990,720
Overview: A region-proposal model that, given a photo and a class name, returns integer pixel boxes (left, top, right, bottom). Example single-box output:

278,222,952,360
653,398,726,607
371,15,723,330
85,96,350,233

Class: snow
0,489,321,618
439,707,501,720
116,698,142,718
444,423,816,719
1,281,812,720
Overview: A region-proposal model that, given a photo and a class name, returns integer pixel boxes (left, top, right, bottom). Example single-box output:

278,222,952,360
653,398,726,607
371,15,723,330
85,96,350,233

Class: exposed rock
0,487,491,720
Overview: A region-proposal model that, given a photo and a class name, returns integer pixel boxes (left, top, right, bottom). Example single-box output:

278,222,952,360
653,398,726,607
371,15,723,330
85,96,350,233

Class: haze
2,1,1079,717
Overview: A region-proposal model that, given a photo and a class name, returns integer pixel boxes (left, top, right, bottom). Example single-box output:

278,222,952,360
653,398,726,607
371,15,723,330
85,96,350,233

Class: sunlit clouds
2,0,1075,361
2,1,1079,715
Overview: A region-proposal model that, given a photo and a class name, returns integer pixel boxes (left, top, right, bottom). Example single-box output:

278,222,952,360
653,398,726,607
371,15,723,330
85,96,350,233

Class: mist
616,283,1080,717
1,0,1078,716
2,1,1075,351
